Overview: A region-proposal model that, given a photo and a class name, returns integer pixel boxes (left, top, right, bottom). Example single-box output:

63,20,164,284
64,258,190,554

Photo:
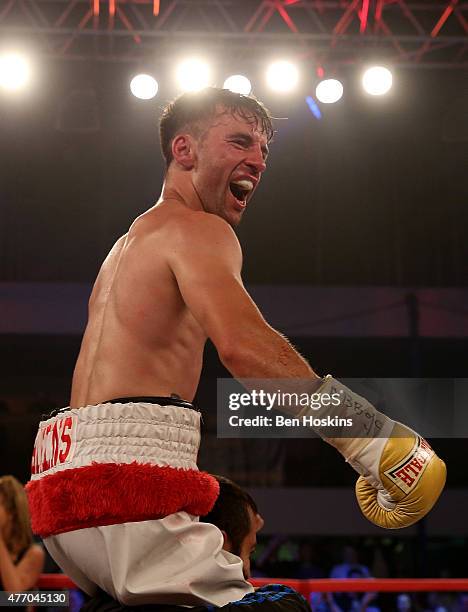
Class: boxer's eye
231,139,247,149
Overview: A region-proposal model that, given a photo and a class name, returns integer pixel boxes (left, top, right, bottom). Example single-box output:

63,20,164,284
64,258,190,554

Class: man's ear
255,513,264,532
221,530,232,553
172,134,196,169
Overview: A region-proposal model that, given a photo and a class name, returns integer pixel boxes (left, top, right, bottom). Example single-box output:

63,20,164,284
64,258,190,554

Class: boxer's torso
70,200,206,408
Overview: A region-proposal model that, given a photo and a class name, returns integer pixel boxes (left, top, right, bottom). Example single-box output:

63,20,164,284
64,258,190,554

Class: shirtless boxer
27,87,445,606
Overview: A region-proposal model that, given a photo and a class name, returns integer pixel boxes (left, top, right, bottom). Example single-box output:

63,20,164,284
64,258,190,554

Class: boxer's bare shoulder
165,201,243,271
70,200,237,408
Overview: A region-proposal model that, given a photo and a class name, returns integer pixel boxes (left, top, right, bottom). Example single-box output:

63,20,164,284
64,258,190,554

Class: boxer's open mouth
229,179,253,203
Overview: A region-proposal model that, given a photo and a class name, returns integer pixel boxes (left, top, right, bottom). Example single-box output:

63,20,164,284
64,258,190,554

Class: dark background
1,63,466,285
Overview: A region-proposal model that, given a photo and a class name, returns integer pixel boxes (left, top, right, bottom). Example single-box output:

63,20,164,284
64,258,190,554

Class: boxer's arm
168,213,320,383
168,213,446,530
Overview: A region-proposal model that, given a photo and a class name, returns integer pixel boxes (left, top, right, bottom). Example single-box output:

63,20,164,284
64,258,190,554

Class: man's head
159,87,274,227
201,475,264,579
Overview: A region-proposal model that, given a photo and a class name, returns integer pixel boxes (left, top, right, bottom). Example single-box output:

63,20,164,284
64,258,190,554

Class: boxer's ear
172,134,196,170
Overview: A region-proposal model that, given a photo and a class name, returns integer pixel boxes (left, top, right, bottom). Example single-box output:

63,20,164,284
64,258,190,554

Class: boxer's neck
159,167,204,212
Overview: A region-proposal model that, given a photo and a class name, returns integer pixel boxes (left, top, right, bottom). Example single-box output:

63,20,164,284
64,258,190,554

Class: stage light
176,58,211,92
362,66,393,96
266,60,299,93
223,74,252,95
0,53,31,91
315,79,343,104
130,74,158,100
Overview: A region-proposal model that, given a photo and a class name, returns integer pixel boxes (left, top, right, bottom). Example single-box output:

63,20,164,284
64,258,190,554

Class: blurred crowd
251,540,467,612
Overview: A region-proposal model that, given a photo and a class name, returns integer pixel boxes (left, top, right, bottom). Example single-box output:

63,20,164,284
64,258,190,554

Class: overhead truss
0,0,466,67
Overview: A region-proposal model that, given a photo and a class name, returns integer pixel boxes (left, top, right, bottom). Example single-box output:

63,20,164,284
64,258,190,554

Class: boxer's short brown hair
159,87,274,168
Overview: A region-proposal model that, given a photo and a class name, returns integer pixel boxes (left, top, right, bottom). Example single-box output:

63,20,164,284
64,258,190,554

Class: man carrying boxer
27,87,445,606
81,476,310,612
81,477,304,612
202,475,263,581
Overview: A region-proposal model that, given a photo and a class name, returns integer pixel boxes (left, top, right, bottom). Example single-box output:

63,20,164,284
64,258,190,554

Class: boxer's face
236,508,264,580
192,108,269,228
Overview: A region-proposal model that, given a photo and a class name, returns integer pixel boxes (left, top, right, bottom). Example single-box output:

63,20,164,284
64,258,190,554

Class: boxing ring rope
37,574,468,595
252,578,468,595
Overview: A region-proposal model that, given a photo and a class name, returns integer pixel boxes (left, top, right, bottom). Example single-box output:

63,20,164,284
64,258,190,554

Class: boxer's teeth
231,179,254,191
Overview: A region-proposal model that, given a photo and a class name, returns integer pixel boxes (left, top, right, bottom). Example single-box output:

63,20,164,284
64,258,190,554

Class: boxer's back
70,201,206,408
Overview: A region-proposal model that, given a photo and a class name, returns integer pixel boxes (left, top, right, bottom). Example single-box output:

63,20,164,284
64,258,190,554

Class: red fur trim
26,463,219,538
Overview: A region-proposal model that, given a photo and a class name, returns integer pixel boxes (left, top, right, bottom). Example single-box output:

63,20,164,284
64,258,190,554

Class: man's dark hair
159,87,274,168
201,475,258,557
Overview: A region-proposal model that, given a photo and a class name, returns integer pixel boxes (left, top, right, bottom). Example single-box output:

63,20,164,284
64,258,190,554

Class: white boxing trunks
26,398,253,606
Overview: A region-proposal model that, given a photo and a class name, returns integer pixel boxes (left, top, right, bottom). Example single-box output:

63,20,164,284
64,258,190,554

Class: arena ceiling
0,0,467,67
